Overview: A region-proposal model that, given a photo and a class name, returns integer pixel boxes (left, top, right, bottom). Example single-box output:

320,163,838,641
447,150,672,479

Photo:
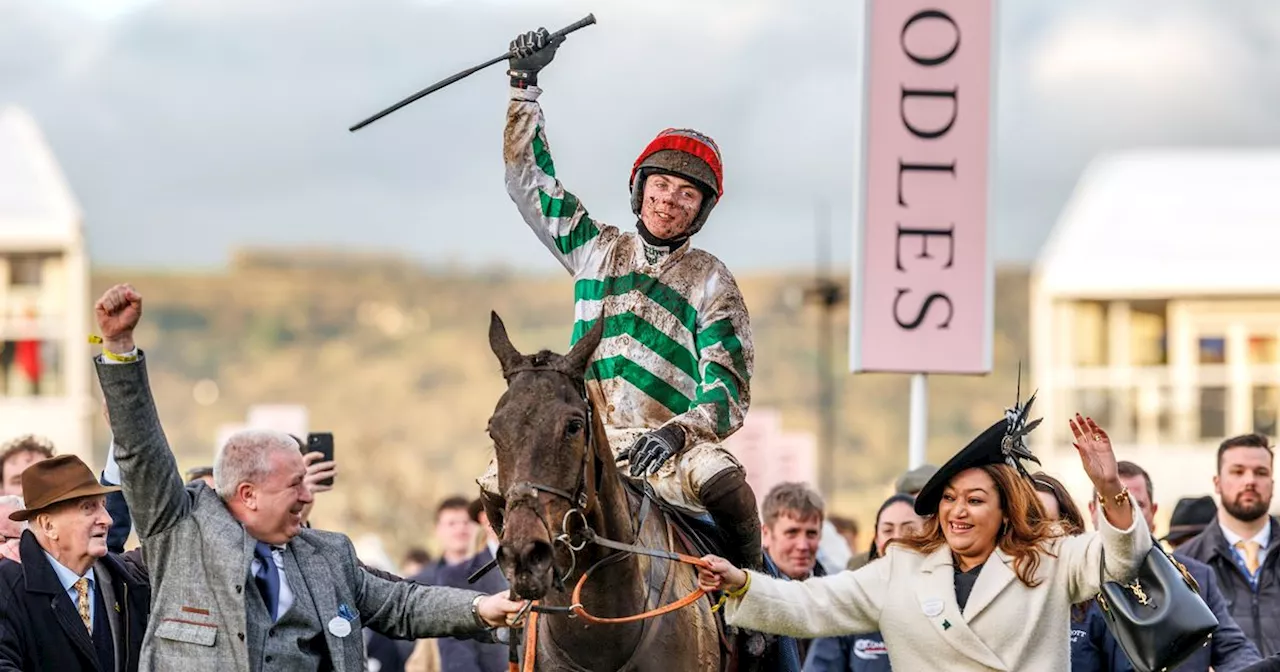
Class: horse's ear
488,311,523,374
561,319,604,378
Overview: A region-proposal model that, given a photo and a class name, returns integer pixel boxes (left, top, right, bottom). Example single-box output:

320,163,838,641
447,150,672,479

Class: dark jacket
102,470,133,554
414,548,509,672
1179,518,1280,657
0,530,151,671
1070,552,1261,672
1243,655,1280,672
365,628,408,672
802,631,892,671
760,553,826,672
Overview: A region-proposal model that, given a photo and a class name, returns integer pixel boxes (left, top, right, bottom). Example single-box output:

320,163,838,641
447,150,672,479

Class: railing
1053,364,1280,388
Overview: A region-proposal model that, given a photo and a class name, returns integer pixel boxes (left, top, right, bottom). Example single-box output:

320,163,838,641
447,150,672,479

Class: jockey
478,27,763,572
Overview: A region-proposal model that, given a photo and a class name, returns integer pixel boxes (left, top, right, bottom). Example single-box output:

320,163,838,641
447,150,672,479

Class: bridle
496,363,604,591
492,362,716,672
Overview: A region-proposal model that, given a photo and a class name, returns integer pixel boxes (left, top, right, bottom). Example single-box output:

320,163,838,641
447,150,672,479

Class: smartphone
305,432,335,487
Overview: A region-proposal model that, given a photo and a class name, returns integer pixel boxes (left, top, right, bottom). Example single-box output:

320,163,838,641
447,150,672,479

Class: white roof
0,107,82,247
1035,149,1280,298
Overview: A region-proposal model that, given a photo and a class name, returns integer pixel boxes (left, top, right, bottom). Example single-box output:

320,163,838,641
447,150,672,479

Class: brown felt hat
9,455,120,521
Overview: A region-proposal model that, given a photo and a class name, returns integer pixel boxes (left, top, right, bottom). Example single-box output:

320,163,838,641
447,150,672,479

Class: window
1250,336,1278,365
1072,302,1109,367
7,255,44,287
1154,387,1175,440
1199,387,1227,440
1073,388,1113,432
1125,387,1142,441
1130,301,1168,366
1127,386,1176,444
1199,337,1226,365
0,340,62,397
1254,386,1278,437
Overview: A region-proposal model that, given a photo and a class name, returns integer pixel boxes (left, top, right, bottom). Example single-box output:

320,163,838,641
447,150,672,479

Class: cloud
1028,3,1272,136
993,0,1280,262
1,0,1278,271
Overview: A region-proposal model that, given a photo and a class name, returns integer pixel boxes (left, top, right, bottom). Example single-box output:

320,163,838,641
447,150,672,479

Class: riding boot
699,467,764,571
700,468,772,658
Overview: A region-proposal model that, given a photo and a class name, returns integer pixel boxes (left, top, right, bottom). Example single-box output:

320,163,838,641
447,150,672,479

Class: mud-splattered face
640,173,704,240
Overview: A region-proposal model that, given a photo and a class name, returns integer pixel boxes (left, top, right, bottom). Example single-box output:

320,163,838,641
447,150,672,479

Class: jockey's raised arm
503,83,608,276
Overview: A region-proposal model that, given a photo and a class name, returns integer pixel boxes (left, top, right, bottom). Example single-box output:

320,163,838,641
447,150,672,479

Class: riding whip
348,13,597,132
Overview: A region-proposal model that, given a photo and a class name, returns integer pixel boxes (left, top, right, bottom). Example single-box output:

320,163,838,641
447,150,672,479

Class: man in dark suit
93,283,525,671
1179,435,1280,657
0,455,151,671
1072,461,1261,672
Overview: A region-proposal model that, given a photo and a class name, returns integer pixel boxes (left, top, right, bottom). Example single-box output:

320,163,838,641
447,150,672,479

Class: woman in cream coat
699,407,1150,672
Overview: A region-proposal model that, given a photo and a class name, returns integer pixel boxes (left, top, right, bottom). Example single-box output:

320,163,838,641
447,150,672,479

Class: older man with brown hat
0,454,150,671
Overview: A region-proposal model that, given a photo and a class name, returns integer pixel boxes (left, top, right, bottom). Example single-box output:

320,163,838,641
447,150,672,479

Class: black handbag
1096,537,1219,672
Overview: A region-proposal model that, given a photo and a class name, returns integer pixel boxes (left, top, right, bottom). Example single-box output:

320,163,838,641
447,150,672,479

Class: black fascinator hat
914,367,1043,516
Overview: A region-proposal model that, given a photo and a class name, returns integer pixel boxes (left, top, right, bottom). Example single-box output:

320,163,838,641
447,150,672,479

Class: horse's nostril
523,539,554,573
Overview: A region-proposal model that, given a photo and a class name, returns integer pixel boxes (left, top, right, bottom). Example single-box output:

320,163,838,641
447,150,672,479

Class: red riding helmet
629,128,724,237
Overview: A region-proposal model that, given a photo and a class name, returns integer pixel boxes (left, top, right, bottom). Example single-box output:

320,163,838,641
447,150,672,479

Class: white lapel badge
328,616,353,638
921,598,944,618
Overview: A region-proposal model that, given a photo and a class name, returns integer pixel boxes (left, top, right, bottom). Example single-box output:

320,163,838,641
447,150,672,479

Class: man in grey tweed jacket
92,283,525,672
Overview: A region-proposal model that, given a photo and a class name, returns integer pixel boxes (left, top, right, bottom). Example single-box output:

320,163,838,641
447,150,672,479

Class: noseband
497,364,603,590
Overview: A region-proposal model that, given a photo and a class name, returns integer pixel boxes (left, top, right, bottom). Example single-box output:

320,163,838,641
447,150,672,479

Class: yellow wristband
90,335,138,362
101,348,138,363
710,572,752,613
726,571,752,599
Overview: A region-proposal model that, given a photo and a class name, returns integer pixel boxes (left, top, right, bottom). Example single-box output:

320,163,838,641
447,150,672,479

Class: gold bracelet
1096,487,1131,509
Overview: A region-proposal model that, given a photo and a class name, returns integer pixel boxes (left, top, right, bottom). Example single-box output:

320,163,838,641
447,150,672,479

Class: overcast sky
3,0,1279,272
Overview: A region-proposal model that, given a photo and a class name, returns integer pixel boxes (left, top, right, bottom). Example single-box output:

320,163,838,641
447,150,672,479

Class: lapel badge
921,598,943,618
942,620,951,630
114,603,121,613
328,616,353,638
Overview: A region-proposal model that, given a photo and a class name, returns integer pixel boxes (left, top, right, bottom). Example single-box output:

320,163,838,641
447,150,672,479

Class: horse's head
486,311,605,600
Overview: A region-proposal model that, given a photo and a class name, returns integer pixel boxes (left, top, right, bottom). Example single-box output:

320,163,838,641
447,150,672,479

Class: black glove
507,28,562,88
618,425,686,477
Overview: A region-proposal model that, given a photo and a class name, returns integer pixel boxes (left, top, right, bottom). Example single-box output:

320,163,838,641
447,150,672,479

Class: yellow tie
1236,540,1262,575
73,577,91,632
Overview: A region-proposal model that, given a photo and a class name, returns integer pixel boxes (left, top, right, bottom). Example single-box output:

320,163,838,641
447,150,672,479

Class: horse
483,311,740,671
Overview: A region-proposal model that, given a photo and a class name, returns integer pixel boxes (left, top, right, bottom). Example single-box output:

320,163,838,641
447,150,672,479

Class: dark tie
253,541,280,621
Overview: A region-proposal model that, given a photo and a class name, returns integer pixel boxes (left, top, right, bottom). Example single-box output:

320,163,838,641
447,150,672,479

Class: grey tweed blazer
97,354,486,672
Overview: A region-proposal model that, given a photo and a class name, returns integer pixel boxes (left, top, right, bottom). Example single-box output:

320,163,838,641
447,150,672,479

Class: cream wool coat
726,499,1150,671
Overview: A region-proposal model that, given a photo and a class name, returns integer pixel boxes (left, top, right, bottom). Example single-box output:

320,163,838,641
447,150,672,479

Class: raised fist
94,283,142,350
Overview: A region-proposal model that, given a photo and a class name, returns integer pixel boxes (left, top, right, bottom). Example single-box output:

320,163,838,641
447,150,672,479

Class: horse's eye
565,419,584,436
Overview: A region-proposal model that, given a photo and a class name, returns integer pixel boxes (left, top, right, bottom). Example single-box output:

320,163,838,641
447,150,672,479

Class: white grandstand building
0,107,94,461
1031,149,1280,523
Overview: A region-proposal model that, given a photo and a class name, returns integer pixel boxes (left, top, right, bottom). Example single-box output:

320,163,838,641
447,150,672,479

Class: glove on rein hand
620,425,687,477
